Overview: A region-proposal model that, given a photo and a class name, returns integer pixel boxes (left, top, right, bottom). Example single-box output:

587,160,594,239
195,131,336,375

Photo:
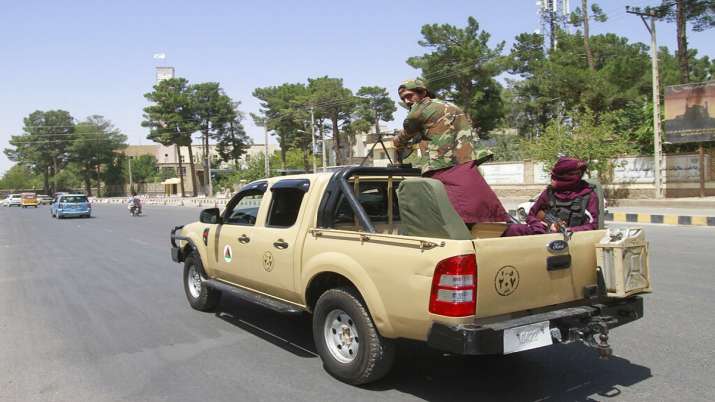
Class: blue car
51,194,92,219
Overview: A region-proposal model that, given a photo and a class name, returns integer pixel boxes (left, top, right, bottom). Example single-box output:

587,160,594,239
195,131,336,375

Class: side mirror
199,208,221,224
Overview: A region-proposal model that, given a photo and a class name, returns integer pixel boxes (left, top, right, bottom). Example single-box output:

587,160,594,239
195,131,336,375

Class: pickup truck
170,166,650,385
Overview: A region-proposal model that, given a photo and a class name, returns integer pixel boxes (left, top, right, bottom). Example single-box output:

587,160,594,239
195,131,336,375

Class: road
1,204,713,402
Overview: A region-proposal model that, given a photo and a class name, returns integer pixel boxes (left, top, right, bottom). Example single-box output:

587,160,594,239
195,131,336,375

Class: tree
253,83,312,167
355,86,396,135
523,109,635,181
143,78,199,197
407,17,506,136
569,1,608,71
307,77,356,164
654,0,715,83
128,155,159,184
215,104,251,171
0,165,40,190
506,32,653,140
69,116,127,196
4,110,75,194
190,82,236,195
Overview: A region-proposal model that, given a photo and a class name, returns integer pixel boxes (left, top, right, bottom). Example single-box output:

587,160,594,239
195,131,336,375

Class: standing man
393,79,509,225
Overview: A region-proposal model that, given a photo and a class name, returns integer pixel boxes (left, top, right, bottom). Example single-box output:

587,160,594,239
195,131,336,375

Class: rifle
542,210,572,241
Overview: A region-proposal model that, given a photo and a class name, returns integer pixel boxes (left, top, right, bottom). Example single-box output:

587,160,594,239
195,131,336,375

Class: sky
1,0,713,174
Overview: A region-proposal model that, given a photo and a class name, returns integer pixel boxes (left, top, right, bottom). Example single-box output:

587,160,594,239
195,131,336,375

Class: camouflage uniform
395,79,508,224
395,89,484,174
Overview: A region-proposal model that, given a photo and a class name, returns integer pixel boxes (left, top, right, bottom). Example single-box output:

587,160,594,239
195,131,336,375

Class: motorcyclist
128,192,142,215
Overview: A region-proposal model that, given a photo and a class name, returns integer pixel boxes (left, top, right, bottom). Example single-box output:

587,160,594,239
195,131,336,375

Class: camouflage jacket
395,98,478,173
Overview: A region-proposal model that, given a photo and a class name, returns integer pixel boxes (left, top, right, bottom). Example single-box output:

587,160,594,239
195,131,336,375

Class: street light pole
128,156,133,193
310,107,317,173
264,126,270,178
207,146,213,197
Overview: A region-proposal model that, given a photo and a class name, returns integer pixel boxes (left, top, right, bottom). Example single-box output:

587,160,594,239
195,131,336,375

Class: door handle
238,234,250,244
273,239,289,249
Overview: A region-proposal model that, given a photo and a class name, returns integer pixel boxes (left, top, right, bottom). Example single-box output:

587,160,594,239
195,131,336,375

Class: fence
481,151,715,198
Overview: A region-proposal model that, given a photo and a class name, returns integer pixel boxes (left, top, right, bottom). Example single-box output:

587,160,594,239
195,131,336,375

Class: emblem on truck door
495,266,519,296
262,251,274,272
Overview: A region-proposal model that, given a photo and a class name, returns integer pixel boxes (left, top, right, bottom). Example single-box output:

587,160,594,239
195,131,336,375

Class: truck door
214,183,267,287
246,179,310,303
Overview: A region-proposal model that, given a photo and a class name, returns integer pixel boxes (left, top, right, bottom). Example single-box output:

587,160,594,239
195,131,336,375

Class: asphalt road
1,204,713,402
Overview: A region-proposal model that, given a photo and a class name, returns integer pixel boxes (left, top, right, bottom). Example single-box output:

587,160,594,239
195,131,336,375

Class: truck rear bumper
427,296,643,355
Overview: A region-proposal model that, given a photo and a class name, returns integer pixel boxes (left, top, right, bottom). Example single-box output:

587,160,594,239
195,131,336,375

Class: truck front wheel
183,252,221,312
312,287,395,385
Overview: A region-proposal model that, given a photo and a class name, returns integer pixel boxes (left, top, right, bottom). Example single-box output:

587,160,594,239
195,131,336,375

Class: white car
2,194,22,207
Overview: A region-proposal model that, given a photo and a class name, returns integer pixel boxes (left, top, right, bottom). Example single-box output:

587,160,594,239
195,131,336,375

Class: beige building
123,143,280,195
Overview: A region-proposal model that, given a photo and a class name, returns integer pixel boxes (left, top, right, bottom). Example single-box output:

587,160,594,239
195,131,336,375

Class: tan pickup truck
170,166,651,385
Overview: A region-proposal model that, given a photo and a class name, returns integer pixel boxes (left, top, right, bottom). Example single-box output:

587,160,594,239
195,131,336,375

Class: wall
481,153,715,199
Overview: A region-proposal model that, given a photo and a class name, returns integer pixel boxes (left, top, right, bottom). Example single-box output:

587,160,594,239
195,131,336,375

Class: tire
312,287,395,385
183,252,220,312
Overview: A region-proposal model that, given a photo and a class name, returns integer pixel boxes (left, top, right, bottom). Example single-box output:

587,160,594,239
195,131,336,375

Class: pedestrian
393,78,509,226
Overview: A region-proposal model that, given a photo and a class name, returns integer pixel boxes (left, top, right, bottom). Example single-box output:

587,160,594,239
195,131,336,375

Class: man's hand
392,136,402,149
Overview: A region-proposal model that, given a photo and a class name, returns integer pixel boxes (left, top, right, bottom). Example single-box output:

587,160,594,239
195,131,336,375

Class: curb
604,212,715,226
507,209,715,227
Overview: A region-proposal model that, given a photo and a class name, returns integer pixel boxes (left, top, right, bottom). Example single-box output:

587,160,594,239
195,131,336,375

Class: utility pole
321,125,328,172
627,6,664,199
207,145,213,197
128,156,133,193
264,126,270,178
310,107,317,173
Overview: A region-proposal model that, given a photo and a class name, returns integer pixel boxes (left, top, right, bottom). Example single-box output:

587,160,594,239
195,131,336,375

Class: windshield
61,196,88,203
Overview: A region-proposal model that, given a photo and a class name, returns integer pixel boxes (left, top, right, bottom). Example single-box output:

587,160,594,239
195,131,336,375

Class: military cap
398,79,436,98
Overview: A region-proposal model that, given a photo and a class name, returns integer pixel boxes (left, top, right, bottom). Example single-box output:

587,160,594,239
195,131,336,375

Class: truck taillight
429,254,477,317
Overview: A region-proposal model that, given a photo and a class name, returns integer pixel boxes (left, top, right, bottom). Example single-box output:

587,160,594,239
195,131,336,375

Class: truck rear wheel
312,287,395,385
183,252,220,311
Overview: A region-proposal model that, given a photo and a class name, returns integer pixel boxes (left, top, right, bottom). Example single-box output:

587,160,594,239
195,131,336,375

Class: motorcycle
128,199,142,216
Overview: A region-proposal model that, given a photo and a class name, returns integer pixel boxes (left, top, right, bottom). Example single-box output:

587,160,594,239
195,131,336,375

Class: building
123,143,280,195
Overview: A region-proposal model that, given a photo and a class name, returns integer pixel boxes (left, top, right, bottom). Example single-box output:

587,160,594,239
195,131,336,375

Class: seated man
503,157,599,237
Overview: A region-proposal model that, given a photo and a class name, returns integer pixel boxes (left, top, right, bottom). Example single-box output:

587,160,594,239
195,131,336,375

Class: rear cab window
334,180,400,225
266,179,310,228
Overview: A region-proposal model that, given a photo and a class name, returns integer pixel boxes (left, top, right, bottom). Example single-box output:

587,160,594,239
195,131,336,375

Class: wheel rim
187,264,202,299
323,309,359,364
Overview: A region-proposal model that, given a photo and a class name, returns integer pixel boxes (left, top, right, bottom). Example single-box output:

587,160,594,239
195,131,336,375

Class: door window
266,189,305,228
223,192,264,226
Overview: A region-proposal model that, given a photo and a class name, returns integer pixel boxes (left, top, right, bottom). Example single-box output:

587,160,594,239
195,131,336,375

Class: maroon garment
424,160,509,224
551,157,588,191
503,181,599,237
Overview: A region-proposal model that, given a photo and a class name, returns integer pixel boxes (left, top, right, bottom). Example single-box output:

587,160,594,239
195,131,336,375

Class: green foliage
69,116,127,194
128,155,159,183
216,103,251,169
490,134,524,162
355,86,396,134
5,110,75,193
143,77,198,196
307,77,356,164
506,32,654,139
0,165,41,190
252,82,312,166
407,16,506,136
523,110,635,181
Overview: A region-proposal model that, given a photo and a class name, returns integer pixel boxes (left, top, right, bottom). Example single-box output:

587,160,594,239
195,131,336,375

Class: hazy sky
1,0,713,174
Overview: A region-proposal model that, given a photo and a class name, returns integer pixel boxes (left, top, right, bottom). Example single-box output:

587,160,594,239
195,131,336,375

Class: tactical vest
546,185,594,227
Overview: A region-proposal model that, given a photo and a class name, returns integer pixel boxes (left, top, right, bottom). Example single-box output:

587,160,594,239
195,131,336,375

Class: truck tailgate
473,230,606,318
